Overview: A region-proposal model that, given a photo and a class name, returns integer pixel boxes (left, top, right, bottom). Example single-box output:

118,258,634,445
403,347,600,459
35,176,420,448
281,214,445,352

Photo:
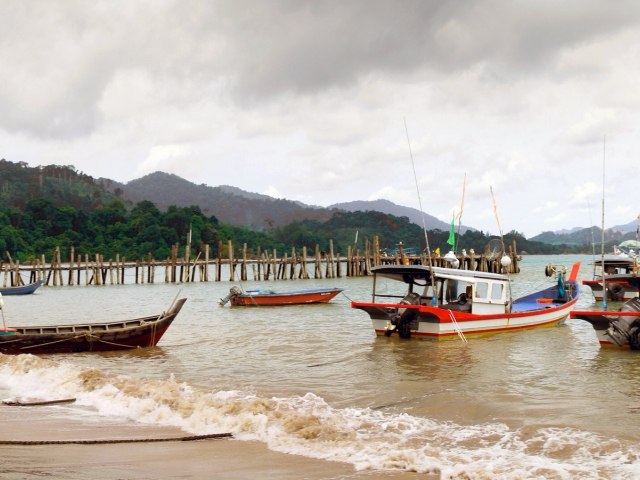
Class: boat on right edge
570,298,640,349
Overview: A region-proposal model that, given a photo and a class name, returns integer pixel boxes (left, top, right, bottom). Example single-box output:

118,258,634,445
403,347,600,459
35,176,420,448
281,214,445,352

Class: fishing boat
571,297,640,349
0,279,45,295
582,257,639,301
0,296,186,354
351,262,580,340
219,286,343,306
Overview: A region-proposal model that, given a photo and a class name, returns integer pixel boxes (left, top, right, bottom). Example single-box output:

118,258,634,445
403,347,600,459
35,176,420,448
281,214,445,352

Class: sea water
1,255,639,478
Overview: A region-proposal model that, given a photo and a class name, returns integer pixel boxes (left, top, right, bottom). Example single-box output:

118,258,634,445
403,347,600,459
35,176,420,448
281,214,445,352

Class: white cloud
263,186,283,199
137,145,193,176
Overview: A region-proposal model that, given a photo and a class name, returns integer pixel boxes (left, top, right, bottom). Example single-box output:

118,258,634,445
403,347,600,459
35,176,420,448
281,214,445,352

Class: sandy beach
0,404,437,479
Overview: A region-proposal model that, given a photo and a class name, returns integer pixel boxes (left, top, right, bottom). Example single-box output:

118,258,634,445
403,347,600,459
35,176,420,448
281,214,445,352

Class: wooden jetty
0,238,521,287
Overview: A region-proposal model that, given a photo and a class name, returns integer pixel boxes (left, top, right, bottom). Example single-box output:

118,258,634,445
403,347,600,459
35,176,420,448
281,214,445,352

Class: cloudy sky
1,0,639,237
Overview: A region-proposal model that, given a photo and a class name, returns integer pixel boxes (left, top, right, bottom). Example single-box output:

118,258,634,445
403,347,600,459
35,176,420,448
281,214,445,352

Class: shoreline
0,404,438,479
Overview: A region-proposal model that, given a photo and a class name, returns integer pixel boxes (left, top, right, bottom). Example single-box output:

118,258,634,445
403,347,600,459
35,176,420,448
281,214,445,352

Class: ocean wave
1,353,638,479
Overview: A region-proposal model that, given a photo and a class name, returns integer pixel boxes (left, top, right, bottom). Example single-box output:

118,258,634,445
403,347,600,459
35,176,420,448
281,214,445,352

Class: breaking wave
1,353,639,479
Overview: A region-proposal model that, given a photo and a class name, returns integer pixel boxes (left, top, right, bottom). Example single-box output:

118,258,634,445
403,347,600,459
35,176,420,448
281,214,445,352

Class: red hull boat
220,287,343,306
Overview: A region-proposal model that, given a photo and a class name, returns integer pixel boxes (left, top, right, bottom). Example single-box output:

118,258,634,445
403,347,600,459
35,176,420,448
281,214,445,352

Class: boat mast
586,191,597,280
601,135,607,311
454,173,466,254
404,117,438,306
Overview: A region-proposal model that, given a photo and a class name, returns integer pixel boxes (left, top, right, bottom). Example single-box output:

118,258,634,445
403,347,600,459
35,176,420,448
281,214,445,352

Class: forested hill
0,159,128,212
530,227,629,245
105,172,334,229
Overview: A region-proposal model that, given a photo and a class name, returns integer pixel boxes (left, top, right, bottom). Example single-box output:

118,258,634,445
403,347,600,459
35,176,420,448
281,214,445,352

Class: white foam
1,354,639,478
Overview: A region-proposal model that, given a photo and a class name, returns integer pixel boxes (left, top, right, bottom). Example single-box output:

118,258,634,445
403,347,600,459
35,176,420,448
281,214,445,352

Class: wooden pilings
0,236,520,287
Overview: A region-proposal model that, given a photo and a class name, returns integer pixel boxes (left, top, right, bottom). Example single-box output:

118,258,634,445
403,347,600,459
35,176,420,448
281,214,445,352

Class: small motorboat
351,262,580,340
571,298,640,349
582,257,639,301
219,286,343,306
0,279,45,295
0,296,186,354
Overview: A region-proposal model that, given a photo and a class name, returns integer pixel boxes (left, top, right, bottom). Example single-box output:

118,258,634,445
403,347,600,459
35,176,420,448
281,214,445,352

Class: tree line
0,197,596,263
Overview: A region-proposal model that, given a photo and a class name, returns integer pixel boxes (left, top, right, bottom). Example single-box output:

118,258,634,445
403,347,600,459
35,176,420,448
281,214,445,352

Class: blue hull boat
0,279,45,295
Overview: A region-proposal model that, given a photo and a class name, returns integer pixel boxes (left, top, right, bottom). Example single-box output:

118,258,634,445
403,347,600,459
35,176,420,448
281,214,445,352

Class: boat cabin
370,265,509,315
593,257,636,277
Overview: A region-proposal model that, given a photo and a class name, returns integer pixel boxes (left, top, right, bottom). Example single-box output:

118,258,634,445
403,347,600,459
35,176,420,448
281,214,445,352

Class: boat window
475,282,488,299
491,283,503,300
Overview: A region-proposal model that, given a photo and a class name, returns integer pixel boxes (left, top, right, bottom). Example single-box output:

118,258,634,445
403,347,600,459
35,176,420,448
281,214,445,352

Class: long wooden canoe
0,298,186,354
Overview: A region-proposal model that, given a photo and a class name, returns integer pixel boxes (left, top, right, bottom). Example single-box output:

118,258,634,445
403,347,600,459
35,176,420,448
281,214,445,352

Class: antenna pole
601,135,607,311
586,191,597,280
455,173,466,254
404,117,438,306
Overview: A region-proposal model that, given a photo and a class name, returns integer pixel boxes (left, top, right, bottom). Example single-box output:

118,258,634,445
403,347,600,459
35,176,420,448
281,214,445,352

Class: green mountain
0,159,130,212
104,172,334,229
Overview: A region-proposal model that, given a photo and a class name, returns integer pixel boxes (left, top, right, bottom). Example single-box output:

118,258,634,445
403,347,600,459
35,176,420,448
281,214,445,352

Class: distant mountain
328,199,475,233
611,219,640,232
104,172,335,229
554,227,584,235
529,227,626,245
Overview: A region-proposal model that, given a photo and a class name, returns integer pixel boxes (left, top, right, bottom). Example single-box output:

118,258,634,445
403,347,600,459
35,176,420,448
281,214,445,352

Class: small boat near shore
352,262,580,340
0,296,186,354
219,286,343,306
0,279,45,295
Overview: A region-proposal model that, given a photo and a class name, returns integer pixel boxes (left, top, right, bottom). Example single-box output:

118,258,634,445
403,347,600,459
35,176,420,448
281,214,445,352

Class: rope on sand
0,433,232,445
3,398,76,406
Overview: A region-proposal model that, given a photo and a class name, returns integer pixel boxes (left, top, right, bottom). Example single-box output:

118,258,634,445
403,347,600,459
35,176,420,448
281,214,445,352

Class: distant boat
582,257,639,301
352,262,580,340
0,279,45,295
219,287,343,306
0,297,187,355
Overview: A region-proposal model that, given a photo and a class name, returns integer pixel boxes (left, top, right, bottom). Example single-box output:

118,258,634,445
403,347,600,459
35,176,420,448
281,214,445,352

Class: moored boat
582,257,639,301
0,279,45,295
0,297,186,354
219,287,343,306
352,262,580,340
570,297,640,349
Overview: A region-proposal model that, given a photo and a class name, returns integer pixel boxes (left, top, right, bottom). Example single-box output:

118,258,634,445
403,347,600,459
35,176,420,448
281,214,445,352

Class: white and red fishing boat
570,298,640,349
352,262,580,340
219,286,343,306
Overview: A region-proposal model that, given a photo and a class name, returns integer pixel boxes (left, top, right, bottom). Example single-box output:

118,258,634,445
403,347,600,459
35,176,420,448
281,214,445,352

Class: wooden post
242,243,247,281
272,249,277,281
115,254,120,284
204,244,210,282
69,246,75,286
165,257,170,283
121,257,126,284
109,259,114,285
171,243,178,283
135,259,139,284
365,238,371,275
228,240,234,282
329,240,335,278
141,259,145,284
336,252,342,277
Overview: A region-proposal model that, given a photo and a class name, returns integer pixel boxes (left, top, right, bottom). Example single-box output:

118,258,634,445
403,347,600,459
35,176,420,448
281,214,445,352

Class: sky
1,0,640,237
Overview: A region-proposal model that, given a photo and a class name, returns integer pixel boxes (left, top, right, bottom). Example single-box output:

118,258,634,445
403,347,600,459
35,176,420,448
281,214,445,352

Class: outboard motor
605,297,640,348
219,286,243,306
386,292,421,339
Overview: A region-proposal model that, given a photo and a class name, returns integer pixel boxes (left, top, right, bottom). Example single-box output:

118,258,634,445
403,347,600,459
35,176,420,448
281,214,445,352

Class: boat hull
230,288,342,306
583,279,639,301
0,298,186,355
364,299,576,340
0,280,45,295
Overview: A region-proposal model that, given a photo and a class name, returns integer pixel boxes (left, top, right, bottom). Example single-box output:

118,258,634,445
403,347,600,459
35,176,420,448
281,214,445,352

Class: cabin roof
371,264,508,282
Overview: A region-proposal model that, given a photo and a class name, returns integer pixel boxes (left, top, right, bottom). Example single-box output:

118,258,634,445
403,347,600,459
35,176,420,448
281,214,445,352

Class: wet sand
0,405,438,479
